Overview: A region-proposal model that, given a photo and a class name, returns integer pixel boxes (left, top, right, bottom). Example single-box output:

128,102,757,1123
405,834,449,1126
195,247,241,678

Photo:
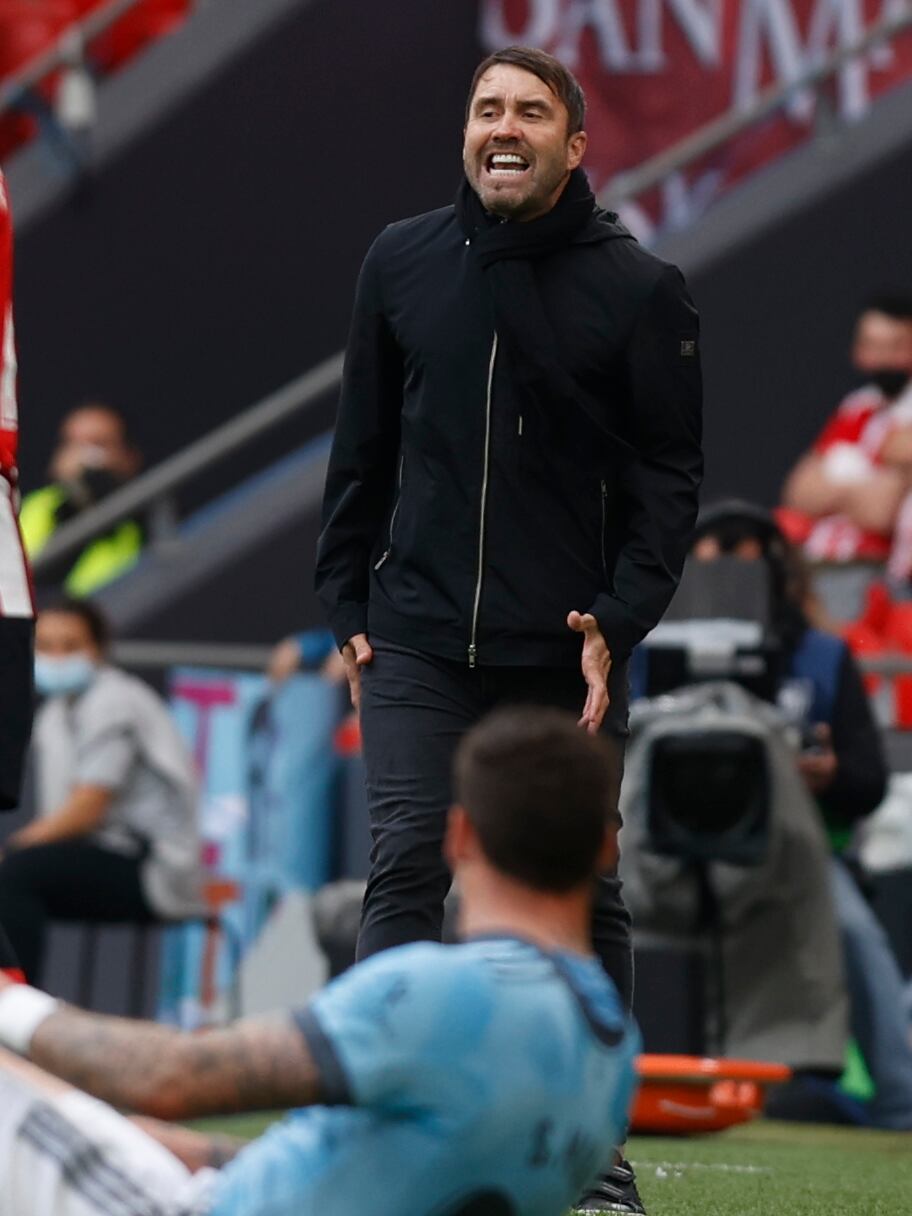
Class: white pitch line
633,1161,773,1177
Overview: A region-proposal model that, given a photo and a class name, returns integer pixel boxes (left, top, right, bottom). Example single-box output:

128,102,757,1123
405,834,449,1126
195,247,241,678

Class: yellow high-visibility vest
20,484,142,596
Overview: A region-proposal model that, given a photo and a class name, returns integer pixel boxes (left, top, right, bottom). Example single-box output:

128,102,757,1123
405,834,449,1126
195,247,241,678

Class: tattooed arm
28,1008,325,1122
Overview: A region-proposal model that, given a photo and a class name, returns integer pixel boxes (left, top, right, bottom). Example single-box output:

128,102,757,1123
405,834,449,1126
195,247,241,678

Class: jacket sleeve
819,647,887,825
589,264,703,662
315,234,403,649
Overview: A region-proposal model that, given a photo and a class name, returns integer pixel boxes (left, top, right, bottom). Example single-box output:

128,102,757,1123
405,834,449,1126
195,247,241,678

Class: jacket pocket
374,453,405,571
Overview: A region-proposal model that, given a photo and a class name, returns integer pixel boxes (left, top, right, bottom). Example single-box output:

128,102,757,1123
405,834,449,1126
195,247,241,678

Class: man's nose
491,111,522,141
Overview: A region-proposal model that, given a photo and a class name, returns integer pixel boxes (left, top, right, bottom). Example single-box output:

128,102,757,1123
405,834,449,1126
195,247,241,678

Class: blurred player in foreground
0,707,638,1216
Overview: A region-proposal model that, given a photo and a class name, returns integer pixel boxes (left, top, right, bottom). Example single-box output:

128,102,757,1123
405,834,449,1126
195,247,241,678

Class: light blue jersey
207,937,639,1216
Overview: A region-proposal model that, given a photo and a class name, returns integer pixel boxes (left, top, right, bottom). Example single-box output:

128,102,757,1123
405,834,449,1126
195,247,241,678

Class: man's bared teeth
489,153,529,172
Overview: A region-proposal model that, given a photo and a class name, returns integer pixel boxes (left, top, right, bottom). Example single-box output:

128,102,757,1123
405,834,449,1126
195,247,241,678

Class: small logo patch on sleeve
680,339,697,357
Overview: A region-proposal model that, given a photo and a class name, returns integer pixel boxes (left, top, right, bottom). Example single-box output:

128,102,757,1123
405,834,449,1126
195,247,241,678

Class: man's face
852,311,912,375
463,64,587,222
50,407,137,484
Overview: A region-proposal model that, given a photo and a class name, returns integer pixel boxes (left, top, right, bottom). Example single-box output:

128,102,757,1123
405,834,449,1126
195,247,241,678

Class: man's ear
597,824,619,874
567,129,587,171
444,805,478,873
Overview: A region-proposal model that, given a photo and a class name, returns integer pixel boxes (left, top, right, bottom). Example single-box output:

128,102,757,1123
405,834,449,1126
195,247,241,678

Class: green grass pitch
190,1115,912,1214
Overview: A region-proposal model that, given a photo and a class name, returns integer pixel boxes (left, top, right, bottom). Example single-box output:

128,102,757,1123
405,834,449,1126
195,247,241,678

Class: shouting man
316,46,703,1213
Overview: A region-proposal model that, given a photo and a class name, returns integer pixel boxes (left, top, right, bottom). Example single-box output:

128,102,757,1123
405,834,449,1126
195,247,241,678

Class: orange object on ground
630,1055,792,1134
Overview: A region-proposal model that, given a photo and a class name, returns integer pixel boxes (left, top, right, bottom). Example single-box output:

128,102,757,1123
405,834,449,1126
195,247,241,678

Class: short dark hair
466,46,586,135
454,706,619,893
39,597,112,650
861,294,912,323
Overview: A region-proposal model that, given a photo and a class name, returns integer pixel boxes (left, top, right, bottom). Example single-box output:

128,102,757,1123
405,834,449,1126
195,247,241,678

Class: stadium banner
156,668,340,1027
479,0,912,236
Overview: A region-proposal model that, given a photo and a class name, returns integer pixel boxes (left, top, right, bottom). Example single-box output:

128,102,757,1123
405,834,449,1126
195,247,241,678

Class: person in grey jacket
0,599,201,983
316,46,703,1213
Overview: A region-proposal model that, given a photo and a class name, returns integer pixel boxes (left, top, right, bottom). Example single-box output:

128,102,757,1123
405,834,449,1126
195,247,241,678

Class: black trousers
0,841,157,984
357,640,634,1011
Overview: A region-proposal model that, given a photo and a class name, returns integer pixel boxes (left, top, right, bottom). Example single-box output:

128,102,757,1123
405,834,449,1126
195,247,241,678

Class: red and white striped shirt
0,172,33,619
797,382,912,565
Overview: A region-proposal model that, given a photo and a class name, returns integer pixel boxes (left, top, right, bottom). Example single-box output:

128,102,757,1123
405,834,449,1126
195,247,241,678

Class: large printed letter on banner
479,0,912,233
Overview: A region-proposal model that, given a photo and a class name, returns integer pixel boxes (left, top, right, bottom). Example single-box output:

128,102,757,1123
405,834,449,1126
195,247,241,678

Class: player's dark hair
861,294,912,322
39,597,112,651
466,46,586,135
454,707,618,892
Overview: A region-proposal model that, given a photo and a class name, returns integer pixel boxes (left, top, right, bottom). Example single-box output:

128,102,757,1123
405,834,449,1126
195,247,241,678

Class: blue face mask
34,653,98,697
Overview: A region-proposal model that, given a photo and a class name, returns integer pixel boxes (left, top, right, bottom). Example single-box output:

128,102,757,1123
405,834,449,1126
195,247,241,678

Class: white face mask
33,653,97,697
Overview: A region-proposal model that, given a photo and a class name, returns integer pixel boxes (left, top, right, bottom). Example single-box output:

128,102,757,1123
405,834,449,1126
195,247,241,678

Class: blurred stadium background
2,1,912,1206
5,0,912,642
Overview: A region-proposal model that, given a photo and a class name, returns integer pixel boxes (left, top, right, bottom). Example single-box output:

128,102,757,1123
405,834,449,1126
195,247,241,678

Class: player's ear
444,804,474,871
597,824,619,874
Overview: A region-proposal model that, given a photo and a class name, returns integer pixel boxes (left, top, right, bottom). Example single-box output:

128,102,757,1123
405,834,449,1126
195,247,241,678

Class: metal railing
601,2,912,210
108,637,912,677
0,0,154,121
30,350,344,578
112,638,272,670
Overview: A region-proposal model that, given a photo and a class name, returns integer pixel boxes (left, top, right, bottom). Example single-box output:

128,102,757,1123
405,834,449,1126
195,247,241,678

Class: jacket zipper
374,453,404,571
600,479,608,581
468,333,498,668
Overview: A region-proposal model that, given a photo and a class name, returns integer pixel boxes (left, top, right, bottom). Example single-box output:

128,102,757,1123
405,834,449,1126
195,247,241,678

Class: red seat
0,0,192,160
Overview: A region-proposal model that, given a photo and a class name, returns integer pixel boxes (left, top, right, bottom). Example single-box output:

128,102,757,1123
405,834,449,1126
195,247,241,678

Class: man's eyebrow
517,94,555,110
471,92,556,112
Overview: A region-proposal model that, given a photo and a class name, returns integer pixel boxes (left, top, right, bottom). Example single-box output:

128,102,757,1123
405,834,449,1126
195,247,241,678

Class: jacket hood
572,207,638,247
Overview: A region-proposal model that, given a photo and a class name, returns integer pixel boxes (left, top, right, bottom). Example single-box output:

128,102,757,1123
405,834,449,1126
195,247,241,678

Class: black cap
694,499,782,544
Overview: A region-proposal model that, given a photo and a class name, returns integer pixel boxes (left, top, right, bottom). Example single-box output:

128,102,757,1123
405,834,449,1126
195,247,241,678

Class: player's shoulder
349,938,490,990
548,950,628,1047
334,938,545,1011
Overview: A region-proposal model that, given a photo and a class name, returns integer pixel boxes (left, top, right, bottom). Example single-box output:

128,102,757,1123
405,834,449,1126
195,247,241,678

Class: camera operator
689,502,912,1127
627,501,912,1126
690,501,885,831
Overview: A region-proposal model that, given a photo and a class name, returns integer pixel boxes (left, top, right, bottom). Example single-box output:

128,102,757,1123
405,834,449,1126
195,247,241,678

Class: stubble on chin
467,172,532,220
482,189,527,219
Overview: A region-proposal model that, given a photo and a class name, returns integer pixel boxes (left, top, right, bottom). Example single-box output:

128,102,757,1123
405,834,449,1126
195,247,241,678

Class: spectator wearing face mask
0,599,202,984
781,294,912,574
19,403,143,595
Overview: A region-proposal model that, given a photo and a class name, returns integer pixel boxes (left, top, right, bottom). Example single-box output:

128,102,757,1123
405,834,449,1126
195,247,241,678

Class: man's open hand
341,634,374,713
567,611,612,735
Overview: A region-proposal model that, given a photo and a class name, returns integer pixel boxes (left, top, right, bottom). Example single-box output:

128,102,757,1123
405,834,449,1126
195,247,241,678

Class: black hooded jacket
315,201,703,671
